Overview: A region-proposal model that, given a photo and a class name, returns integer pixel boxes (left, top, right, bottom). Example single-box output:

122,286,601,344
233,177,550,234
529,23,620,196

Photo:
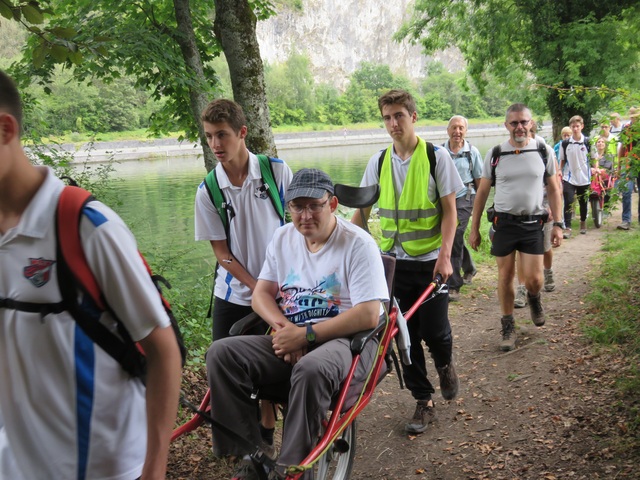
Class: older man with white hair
442,115,483,300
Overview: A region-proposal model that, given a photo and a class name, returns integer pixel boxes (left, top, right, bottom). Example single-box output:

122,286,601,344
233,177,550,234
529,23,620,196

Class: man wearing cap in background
616,107,640,230
207,168,389,480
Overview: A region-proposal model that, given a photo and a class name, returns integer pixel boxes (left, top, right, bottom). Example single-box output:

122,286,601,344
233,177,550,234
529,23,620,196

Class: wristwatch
552,222,564,228
305,321,316,346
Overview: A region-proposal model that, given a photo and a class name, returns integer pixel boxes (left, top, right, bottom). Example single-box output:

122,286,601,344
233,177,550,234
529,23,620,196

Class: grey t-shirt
482,139,556,216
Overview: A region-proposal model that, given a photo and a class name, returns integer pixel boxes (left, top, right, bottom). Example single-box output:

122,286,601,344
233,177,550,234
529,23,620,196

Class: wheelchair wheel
591,197,603,228
313,420,356,480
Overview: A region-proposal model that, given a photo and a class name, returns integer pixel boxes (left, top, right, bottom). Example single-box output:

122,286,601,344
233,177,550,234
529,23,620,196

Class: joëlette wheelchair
171,184,444,479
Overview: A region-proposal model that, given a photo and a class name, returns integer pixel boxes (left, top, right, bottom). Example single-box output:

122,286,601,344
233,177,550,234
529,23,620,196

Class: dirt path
168,206,639,479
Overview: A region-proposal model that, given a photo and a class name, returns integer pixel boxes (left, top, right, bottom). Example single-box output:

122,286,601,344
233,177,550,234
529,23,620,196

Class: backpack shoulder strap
377,148,388,178
56,186,147,379
584,136,591,153
203,168,230,239
536,140,549,185
257,154,285,221
490,145,502,187
57,186,104,308
426,141,439,200
561,138,569,161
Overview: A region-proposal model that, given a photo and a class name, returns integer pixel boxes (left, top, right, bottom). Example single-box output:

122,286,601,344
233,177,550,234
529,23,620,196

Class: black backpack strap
490,145,502,187
561,139,569,163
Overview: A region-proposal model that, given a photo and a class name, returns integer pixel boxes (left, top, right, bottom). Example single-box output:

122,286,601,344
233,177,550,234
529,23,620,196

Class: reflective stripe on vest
378,137,442,256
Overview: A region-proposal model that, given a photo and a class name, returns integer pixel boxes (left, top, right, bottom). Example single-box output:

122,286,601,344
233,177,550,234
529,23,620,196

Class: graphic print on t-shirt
279,270,342,325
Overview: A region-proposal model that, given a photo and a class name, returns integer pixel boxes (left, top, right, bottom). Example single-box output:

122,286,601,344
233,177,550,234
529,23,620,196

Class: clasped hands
271,319,308,365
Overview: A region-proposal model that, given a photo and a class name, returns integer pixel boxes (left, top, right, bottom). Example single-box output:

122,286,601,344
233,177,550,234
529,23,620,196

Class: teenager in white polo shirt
194,98,292,452
0,70,181,480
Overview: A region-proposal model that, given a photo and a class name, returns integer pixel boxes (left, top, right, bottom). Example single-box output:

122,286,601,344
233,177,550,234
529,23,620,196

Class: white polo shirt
194,152,292,305
0,167,170,480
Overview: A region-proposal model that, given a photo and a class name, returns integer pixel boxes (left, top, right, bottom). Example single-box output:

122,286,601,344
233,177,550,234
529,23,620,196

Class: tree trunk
173,0,217,172
213,0,277,157
547,88,593,144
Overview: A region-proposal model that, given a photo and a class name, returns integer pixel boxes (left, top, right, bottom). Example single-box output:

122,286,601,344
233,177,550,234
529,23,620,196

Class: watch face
306,323,316,343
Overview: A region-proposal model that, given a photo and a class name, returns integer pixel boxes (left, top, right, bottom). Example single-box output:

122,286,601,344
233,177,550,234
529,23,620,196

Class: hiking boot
563,228,572,239
405,400,435,434
463,269,477,285
437,362,459,400
448,289,460,302
580,221,587,234
543,268,556,292
500,316,516,351
514,284,527,308
527,292,545,326
231,458,262,480
617,222,630,230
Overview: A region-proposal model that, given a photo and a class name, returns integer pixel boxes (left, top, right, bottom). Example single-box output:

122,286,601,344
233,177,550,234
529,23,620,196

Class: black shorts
490,218,544,257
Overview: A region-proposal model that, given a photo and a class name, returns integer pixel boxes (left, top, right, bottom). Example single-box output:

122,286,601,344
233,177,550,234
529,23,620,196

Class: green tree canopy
398,0,640,139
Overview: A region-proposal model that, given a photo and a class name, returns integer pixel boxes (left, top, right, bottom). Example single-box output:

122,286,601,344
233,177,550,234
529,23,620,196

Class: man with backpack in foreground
0,70,182,479
470,103,563,352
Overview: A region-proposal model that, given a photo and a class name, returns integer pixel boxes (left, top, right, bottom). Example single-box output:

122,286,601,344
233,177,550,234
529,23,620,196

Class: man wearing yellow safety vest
352,89,463,434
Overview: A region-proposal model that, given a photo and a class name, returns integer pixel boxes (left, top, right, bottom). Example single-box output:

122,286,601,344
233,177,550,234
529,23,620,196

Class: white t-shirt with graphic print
258,217,389,325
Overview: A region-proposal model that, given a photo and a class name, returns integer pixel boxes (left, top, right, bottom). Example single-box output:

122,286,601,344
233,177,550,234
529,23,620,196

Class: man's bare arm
138,325,182,480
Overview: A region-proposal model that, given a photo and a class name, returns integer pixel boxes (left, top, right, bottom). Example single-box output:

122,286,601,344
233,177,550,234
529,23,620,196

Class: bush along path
167,208,640,480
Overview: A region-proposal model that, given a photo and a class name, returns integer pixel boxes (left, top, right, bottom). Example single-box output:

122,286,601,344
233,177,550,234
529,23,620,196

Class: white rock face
256,0,459,89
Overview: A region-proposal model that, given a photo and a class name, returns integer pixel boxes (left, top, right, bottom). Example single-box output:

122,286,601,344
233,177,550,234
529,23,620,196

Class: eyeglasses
508,120,531,128
288,198,330,214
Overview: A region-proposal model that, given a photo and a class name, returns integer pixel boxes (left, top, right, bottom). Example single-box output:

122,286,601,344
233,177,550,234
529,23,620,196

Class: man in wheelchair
207,168,390,479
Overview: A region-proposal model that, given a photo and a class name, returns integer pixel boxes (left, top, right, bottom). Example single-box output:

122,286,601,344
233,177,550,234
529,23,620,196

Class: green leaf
11,5,20,21
22,4,44,24
0,1,13,20
32,42,46,68
68,50,83,64
50,26,77,39
50,44,68,62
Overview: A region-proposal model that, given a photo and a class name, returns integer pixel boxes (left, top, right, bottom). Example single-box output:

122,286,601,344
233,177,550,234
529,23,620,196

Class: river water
110,135,507,290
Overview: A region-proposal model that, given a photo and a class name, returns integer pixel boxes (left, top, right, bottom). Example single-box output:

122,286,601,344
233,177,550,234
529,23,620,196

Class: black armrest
334,184,380,209
349,313,387,354
229,312,263,336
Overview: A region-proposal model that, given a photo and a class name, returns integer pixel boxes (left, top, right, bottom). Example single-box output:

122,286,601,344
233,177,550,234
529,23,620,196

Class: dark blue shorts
490,218,544,257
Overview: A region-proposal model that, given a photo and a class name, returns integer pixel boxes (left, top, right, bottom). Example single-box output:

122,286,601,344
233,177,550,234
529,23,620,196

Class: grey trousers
449,194,475,291
207,334,377,474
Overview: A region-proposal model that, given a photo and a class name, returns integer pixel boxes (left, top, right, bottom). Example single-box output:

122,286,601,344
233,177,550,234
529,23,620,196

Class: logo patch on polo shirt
24,258,56,287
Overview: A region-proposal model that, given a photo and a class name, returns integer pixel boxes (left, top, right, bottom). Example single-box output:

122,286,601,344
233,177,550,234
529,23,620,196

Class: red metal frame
172,279,441,479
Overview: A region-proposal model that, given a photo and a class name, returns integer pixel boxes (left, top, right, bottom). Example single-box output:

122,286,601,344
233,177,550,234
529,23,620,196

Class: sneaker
500,316,516,351
448,289,460,302
514,284,527,308
405,400,435,434
437,362,459,400
563,229,572,239
543,268,555,292
617,222,630,230
527,292,545,326
231,458,262,480
580,221,587,234
463,270,477,285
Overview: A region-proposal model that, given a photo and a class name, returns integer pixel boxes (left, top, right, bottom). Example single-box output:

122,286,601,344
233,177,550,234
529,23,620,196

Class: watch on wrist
305,321,316,346
552,222,564,228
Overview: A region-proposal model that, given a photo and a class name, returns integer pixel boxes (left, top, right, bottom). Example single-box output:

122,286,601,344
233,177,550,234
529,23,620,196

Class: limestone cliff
256,0,460,89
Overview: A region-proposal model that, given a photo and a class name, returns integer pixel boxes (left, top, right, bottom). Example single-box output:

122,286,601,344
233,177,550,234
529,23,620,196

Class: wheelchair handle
402,273,444,322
